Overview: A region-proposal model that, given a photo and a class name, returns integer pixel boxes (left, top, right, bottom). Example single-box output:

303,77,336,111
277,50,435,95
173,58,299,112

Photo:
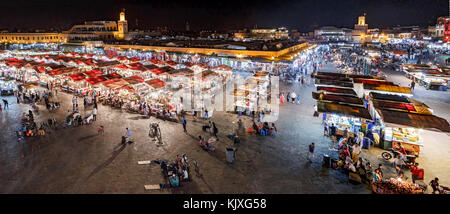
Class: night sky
0,0,448,32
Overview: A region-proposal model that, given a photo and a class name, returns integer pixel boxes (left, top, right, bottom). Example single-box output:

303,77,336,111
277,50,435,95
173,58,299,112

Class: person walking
430,178,440,194
182,116,187,132
204,109,208,120
72,96,76,109
351,143,361,163
313,104,318,117
308,143,315,162
2,99,8,109
410,80,416,91
330,123,337,143
83,97,87,109
93,106,97,121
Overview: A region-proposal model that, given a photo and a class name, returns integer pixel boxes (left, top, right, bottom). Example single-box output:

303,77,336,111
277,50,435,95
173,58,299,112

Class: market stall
62,72,89,95
316,86,358,96
401,64,449,91
355,83,413,98
212,65,233,77
314,92,372,139
372,108,450,155
372,178,424,194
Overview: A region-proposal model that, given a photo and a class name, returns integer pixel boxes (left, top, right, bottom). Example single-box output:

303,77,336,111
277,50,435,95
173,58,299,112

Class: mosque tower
118,9,128,39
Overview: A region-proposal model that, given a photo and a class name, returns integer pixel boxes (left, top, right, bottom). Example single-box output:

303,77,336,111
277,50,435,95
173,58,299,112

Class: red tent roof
84,59,94,65
48,68,77,76
102,78,129,88
85,76,108,85
36,67,47,73
116,85,135,93
150,58,164,65
84,69,104,77
196,63,208,69
128,62,143,67
145,79,166,89
150,66,173,75
6,58,23,62
116,56,128,61
129,57,140,62
165,60,177,66
102,73,122,79
184,62,194,67
128,62,147,71
67,73,86,81
115,64,130,69
123,75,144,84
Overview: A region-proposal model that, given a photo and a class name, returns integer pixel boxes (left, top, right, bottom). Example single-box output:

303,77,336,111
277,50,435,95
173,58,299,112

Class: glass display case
384,127,423,155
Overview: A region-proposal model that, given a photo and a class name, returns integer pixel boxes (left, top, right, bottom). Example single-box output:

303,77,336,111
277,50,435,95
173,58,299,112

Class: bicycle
149,122,162,144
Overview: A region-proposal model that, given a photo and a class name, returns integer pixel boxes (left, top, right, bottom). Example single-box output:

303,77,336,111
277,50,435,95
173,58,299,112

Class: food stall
114,64,134,77
384,127,422,154
372,178,424,194
313,91,372,139
140,64,158,80
0,78,16,95
401,64,450,91
367,91,441,153
200,70,221,89
233,89,253,113
212,65,233,78
63,73,89,95
373,108,450,155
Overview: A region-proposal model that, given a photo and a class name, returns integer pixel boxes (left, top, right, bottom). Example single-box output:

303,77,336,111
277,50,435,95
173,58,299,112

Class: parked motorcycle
381,148,417,167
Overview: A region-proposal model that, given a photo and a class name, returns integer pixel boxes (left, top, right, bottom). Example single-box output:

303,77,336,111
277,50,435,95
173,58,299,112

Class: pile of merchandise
372,178,424,194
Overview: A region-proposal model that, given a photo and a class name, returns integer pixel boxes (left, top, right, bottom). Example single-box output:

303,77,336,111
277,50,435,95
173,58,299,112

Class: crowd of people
247,121,277,136
159,154,191,188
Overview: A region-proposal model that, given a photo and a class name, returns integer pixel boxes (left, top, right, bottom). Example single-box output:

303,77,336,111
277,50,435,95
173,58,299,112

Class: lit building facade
0,10,129,44
250,28,289,40
429,16,450,42
234,28,289,40
314,26,353,42
0,33,65,43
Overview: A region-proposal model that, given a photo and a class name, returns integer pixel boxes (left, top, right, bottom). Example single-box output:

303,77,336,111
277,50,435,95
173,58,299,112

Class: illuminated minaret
355,13,368,33
118,9,128,39
352,13,369,43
